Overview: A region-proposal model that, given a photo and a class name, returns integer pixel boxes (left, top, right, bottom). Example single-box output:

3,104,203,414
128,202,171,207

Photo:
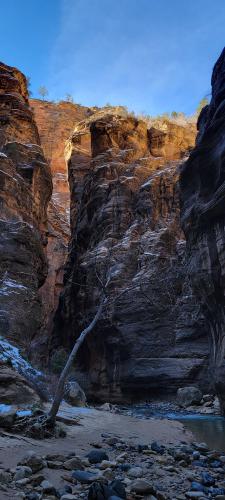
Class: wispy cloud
46,0,225,115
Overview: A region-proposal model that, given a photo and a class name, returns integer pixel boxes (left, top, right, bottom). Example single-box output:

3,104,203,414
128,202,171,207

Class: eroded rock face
31,100,91,344
0,62,52,356
0,363,40,404
180,47,225,412
53,111,209,402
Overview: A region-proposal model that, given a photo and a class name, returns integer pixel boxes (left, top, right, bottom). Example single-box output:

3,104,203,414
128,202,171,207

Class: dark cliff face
180,47,225,412
0,62,52,357
53,111,209,403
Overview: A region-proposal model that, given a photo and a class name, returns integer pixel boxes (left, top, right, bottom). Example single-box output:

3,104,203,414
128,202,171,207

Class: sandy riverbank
0,404,193,499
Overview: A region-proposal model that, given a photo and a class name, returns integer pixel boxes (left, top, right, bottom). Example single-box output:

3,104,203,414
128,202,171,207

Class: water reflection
117,404,225,452
178,416,225,452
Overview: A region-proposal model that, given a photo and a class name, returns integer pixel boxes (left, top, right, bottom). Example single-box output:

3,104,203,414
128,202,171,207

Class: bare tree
48,294,107,422
38,86,48,101
65,93,74,103
26,76,32,97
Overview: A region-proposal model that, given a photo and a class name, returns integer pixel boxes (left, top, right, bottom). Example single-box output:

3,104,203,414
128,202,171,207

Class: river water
117,403,225,452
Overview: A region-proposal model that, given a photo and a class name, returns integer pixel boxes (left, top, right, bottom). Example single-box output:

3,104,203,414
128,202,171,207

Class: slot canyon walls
180,47,225,413
53,110,209,402
0,59,219,405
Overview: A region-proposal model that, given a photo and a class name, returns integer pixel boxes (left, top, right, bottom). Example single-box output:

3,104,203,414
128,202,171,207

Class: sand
0,404,193,499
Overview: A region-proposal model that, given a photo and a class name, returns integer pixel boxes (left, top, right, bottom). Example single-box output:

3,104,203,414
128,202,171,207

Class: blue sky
1,0,225,115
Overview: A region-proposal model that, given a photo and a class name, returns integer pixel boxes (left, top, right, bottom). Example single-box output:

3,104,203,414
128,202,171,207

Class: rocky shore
0,406,223,500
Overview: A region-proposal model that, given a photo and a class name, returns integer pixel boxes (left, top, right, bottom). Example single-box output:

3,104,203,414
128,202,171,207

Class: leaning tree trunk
48,296,107,422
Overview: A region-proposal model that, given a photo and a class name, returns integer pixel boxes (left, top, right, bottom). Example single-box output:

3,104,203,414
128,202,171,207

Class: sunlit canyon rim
0,48,225,408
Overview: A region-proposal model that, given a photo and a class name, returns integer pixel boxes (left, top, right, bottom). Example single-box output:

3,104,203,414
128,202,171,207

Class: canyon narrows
1,56,224,407
52,110,209,402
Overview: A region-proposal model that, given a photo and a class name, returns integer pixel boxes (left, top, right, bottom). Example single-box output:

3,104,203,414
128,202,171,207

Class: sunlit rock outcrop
31,99,91,340
53,110,208,402
180,47,225,413
0,62,52,359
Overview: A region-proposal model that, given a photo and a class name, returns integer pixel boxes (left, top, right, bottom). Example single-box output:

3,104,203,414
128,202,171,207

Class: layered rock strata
31,100,91,340
180,47,225,412
0,62,52,359
54,111,208,402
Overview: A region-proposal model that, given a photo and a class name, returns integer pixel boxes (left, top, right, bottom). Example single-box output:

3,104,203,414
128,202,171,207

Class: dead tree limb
48,295,107,422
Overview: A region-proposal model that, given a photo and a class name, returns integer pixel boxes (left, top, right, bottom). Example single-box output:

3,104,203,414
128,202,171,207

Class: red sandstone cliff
30,100,91,343
0,63,52,357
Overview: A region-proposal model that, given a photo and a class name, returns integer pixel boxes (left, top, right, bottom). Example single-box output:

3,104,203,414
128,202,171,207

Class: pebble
201,471,215,486
63,457,84,470
130,478,155,494
90,442,102,448
99,460,117,469
108,497,123,500
25,494,40,500
110,479,126,498
151,441,165,455
47,461,64,469
40,480,56,495
191,482,205,492
72,470,101,484
29,474,46,486
105,437,120,446
14,466,32,481
56,485,72,498
60,495,77,500
185,492,206,498
193,443,209,453
116,452,128,463
0,470,12,484
19,452,45,473
86,449,109,464
15,478,31,487
101,468,114,480
127,466,143,478
211,460,222,468
119,463,130,472
45,454,66,462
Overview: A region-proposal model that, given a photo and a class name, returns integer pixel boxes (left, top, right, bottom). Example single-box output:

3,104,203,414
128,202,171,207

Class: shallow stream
117,403,225,451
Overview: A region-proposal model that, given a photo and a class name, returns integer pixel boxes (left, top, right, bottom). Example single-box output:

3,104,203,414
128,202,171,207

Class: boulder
0,407,16,428
177,386,203,407
87,449,109,464
0,365,40,405
64,381,86,407
41,479,56,495
130,479,155,495
72,470,101,484
19,451,45,473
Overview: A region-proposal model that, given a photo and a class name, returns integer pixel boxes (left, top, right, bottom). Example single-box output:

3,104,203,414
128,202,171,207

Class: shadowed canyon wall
53,110,209,402
0,63,52,355
180,47,225,413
